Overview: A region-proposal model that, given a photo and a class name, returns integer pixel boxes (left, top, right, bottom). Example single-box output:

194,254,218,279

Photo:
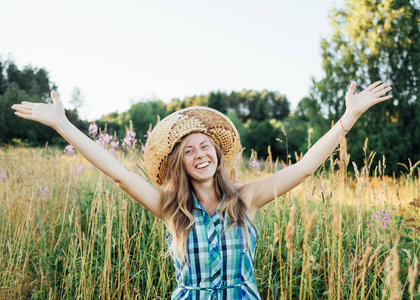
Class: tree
70,86,85,112
243,119,283,159
0,60,6,95
127,100,168,142
167,98,182,113
0,58,91,147
208,91,227,114
264,90,290,120
312,0,420,174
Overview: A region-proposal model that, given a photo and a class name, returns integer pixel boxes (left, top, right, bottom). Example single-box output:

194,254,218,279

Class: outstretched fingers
367,81,382,91
371,82,390,93
374,86,392,97
375,94,393,104
371,82,392,103
21,101,36,106
13,104,33,115
14,110,35,120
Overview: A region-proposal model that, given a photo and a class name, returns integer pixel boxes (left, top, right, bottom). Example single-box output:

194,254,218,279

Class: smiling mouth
196,162,210,169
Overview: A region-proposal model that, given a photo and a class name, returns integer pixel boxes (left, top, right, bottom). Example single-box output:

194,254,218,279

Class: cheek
211,150,219,165
183,155,194,170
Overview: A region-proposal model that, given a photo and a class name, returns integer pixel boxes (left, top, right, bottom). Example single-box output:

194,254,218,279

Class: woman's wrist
340,110,359,133
54,115,71,132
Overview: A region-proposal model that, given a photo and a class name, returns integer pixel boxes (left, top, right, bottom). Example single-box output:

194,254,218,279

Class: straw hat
144,106,241,186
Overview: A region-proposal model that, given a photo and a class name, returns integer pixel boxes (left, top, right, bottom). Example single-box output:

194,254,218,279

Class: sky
1,0,338,121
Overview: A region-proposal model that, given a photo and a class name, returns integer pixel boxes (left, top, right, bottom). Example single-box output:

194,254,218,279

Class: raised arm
240,81,392,217
12,91,164,221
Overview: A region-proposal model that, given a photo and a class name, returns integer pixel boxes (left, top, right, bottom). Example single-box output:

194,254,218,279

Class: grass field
0,143,419,299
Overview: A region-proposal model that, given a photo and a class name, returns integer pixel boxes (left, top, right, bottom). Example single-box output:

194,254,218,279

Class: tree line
1,0,418,175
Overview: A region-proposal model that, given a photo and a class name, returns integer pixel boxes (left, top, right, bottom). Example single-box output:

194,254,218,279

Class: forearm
298,110,358,176
55,117,129,182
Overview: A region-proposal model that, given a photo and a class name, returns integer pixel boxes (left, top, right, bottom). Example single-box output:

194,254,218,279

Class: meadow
0,141,419,299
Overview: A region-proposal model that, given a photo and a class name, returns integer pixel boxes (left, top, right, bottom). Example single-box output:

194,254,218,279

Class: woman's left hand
345,81,392,118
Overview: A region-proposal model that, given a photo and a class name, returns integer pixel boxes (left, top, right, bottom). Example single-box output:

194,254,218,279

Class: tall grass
0,142,419,299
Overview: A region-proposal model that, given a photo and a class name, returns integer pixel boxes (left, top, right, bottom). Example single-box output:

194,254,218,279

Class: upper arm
240,161,310,215
116,170,165,222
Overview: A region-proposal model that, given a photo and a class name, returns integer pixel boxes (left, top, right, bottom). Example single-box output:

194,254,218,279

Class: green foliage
243,119,284,159
312,0,420,174
126,100,168,141
208,91,227,114
225,89,290,122
0,58,88,147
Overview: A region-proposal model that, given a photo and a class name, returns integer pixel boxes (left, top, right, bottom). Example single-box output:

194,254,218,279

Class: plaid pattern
166,193,261,300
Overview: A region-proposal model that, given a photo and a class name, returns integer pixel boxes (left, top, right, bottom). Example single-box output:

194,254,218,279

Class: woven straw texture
144,106,241,186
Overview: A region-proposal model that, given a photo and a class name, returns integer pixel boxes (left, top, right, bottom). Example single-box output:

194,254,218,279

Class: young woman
11,81,392,299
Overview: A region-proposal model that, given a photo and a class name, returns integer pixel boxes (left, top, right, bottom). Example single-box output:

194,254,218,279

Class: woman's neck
191,179,220,205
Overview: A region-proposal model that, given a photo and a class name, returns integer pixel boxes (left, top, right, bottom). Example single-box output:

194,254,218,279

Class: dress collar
191,191,224,214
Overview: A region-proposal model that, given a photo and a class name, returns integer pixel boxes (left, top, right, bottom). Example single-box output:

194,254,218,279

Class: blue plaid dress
166,193,261,299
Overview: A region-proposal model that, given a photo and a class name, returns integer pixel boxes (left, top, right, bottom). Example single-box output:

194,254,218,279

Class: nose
196,148,206,159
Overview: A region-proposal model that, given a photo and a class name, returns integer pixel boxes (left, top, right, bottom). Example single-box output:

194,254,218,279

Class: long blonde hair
161,135,249,264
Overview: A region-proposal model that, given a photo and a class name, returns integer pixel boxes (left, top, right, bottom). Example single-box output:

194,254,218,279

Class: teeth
196,162,209,169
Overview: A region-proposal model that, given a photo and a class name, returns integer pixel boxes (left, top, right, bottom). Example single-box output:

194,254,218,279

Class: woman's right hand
11,90,66,129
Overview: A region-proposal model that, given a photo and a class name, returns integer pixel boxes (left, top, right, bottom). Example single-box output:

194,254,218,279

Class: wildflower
249,149,260,172
73,164,84,176
38,187,50,198
250,159,260,170
144,124,152,139
367,209,392,229
108,131,119,154
123,120,137,150
64,144,75,155
101,133,111,144
89,122,98,137
96,124,111,148
0,172,6,183
382,211,391,228
320,183,326,194
96,132,111,148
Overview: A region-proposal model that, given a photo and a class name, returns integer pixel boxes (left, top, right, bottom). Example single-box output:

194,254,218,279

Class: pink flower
144,124,152,139
249,150,260,172
89,122,98,137
102,133,111,144
0,172,6,183
109,132,120,154
96,139,105,148
250,159,260,170
96,131,112,148
123,120,137,151
73,164,84,176
38,187,50,198
123,136,132,150
110,140,119,148
64,144,75,155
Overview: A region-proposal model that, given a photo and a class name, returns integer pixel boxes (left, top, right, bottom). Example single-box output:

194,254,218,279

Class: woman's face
182,133,218,183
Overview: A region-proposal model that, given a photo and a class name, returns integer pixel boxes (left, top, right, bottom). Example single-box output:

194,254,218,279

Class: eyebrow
185,140,210,148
